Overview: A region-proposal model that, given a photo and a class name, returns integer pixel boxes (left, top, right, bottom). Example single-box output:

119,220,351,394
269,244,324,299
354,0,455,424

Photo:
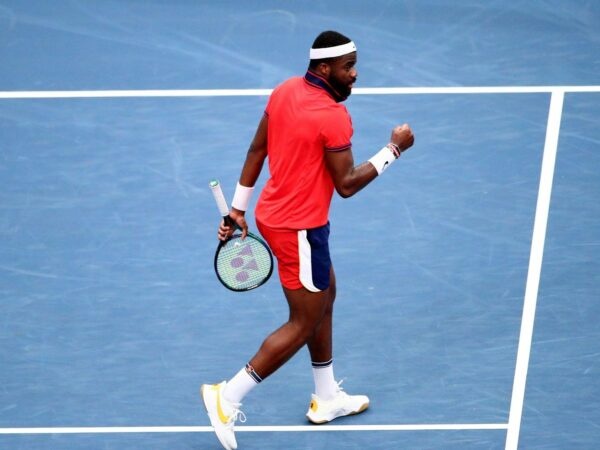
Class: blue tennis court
1,1,599,449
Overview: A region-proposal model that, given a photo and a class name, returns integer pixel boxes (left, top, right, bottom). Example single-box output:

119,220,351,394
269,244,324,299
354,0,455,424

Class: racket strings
216,234,272,290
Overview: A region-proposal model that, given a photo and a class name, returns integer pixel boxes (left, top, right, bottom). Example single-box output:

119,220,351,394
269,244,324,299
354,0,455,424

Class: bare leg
306,267,336,363
248,283,332,379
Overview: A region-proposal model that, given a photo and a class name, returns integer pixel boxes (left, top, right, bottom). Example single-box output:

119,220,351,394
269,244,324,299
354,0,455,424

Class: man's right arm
238,114,269,189
218,114,268,240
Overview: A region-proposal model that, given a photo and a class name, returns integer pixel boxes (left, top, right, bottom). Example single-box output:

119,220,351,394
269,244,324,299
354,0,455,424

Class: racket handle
209,180,230,217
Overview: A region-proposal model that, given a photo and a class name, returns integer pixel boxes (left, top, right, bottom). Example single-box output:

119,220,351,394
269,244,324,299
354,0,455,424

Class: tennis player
202,30,414,450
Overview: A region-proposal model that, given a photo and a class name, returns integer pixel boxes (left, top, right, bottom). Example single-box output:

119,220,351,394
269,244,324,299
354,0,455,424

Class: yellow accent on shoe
306,385,370,424
201,381,245,450
213,384,230,425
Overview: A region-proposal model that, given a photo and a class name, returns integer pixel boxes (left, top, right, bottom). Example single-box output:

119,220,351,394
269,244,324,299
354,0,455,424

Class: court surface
1,1,599,449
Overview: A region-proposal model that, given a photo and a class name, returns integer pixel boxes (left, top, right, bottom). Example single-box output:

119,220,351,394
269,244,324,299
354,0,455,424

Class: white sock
312,359,337,400
223,364,261,405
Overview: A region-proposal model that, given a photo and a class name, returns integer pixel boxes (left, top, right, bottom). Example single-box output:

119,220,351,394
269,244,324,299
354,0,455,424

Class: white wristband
231,182,254,211
368,145,398,175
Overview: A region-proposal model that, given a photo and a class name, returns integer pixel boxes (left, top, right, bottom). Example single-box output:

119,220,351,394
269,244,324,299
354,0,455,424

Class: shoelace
335,379,346,393
225,404,247,428
334,379,357,403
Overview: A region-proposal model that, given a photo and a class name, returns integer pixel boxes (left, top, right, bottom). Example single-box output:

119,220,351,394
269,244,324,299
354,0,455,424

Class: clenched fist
390,124,414,153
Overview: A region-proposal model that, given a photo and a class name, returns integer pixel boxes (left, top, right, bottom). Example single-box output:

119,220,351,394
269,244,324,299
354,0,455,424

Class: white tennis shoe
201,381,246,450
306,381,370,424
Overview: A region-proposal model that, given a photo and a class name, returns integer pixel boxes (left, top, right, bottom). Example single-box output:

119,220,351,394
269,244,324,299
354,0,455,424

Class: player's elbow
336,185,356,198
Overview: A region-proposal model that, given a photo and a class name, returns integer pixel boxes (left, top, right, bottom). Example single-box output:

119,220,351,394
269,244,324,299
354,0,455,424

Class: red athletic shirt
255,71,353,230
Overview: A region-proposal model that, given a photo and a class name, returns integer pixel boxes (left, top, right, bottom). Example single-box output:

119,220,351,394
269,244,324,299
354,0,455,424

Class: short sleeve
320,106,353,152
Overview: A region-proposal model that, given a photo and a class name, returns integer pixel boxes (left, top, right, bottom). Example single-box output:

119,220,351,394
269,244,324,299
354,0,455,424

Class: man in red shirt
202,30,414,450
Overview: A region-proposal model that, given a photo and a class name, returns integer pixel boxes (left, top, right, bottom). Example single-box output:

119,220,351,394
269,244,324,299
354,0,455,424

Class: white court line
0,423,508,435
504,90,565,450
0,85,598,99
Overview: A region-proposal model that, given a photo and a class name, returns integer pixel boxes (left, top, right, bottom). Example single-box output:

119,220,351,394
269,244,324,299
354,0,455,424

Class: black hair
308,30,352,69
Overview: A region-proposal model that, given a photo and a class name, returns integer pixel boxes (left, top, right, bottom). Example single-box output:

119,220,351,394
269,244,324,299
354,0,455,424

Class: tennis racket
209,180,273,291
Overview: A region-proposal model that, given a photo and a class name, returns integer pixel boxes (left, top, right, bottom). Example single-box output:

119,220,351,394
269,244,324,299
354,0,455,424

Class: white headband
309,41,356,60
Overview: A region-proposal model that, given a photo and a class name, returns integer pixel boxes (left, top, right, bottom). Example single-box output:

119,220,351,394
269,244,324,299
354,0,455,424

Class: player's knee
289,316,321,342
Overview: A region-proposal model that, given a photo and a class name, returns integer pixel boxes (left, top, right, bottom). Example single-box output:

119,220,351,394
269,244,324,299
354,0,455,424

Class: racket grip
209,180,230,217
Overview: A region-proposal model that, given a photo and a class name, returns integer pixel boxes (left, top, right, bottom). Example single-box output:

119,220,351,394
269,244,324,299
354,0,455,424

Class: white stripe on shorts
298,230,321,292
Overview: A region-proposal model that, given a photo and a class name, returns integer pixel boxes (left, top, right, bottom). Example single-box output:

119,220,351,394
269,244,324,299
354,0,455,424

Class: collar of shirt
304,70,345,103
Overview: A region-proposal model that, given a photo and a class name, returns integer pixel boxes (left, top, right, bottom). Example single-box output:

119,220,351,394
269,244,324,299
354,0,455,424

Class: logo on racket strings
230,243,259,283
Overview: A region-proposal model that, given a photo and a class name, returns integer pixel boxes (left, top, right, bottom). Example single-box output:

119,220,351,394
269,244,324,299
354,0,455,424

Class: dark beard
328,76,352,101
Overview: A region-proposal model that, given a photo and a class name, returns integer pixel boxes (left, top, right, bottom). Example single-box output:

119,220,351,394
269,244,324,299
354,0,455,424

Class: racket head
214,231,274,291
